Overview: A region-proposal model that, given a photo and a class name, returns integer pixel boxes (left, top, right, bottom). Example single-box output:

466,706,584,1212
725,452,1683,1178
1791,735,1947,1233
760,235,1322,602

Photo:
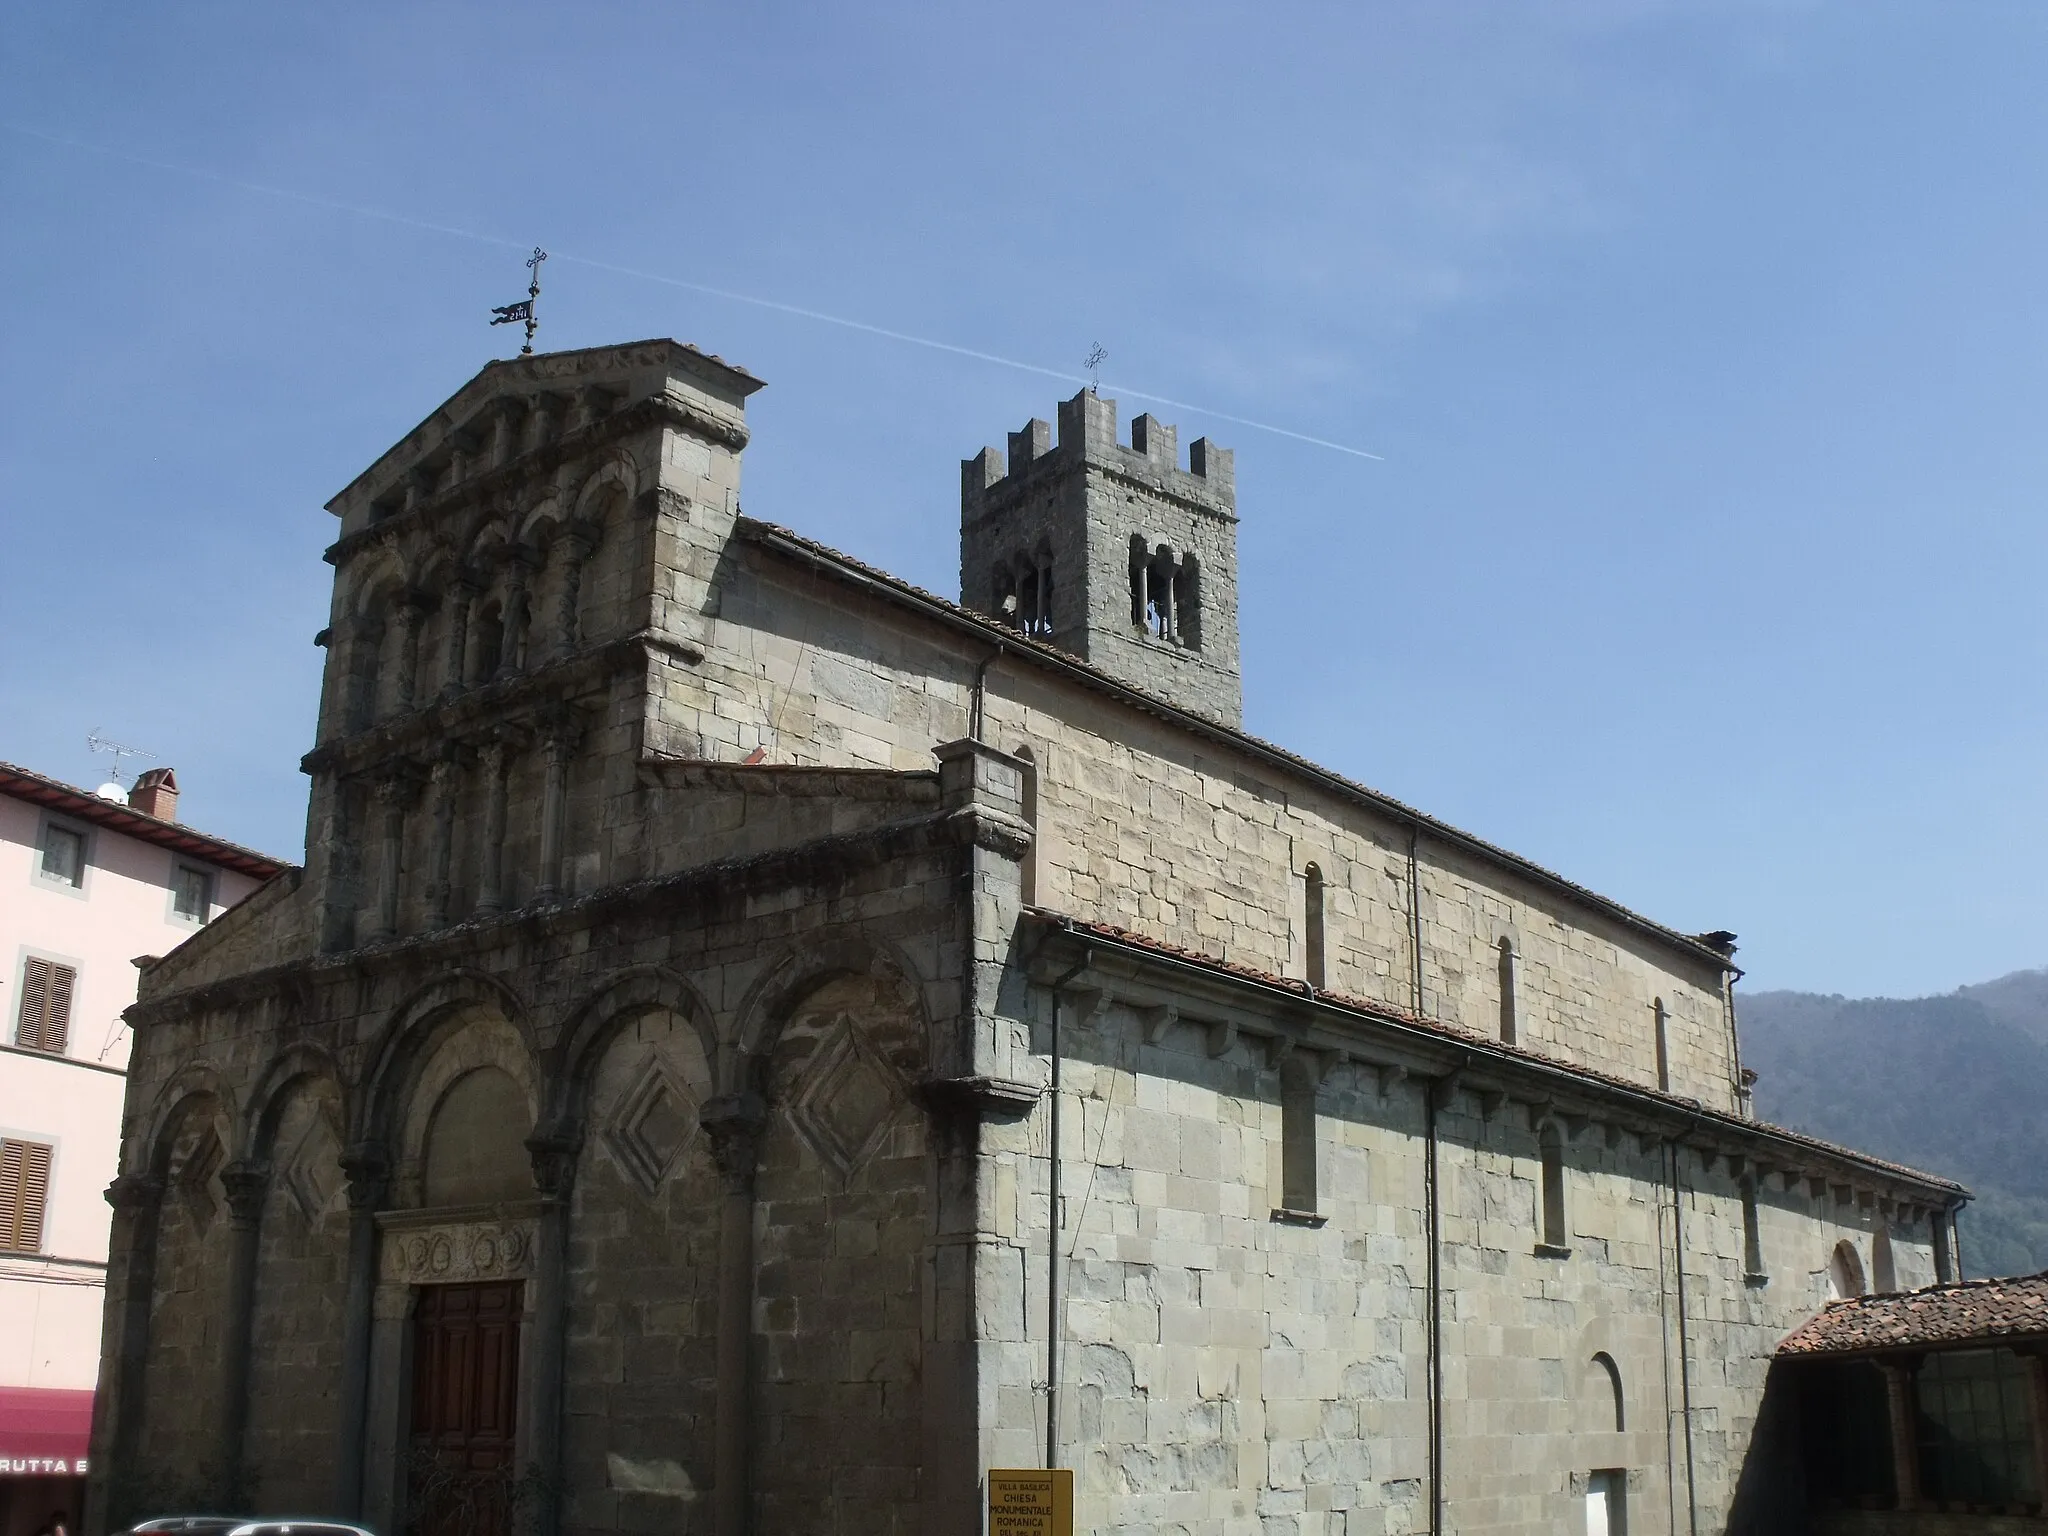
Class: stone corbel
1474,1088,1507,1121
1374,1062,1408,1100
1602,1121,1626,1151
1139,1003,1177,1046
1205,1019,1237,1060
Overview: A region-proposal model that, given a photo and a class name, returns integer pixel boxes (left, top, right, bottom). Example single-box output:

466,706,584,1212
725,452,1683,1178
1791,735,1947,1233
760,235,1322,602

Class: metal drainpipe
1045,949,1090,1470
1671,1141,1699,1536
1425,1076,1444,1536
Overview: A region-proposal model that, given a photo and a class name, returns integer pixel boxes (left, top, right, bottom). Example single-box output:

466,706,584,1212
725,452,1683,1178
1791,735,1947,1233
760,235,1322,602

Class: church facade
90,339,1964,1536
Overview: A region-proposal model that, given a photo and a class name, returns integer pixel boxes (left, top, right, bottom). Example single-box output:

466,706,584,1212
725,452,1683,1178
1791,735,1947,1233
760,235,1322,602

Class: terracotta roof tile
1778,1272,2048,1357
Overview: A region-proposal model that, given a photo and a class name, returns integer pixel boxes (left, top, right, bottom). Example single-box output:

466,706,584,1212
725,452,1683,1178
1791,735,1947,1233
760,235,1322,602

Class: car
122,1520,375,1536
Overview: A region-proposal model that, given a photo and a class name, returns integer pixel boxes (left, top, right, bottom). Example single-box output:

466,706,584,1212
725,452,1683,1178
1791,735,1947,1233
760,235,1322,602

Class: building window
1741,1177,1766,1280
1584,1468,1626,1536
1915,1349,2039,1506
1303,864,1326,990
1933,1209,1955,1284
172,863,216,923
1828,1238,1865,1300
1274,1055,1323,1223
37,822,86,889
1872,1227,1896,1293
0,1138,53,1253
1652,998,1670,1093
1497,937,1519,1046
1129,538,1200,647
1538,1122,1569,1254
15,957,76,1054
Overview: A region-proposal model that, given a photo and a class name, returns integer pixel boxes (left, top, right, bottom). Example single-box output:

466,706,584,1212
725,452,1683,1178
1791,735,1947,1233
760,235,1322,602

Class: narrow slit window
1539,1123,1568,1253
1303,863,1326,990
1652,998,1670,1093
1741,1177,1765,1278
15,957,75,1054
1497,937,1519,1046
1277,1058,1321,1220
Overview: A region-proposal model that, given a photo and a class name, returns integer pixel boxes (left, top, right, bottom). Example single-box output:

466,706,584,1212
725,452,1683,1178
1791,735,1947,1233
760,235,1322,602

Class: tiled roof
1777,1272,2048,1357
736,517,1741,973
1029,910,1966,1196
0,761,292,881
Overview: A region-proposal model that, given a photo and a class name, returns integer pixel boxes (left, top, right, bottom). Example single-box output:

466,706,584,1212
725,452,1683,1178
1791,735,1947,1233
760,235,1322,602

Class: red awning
0,1387,94,1473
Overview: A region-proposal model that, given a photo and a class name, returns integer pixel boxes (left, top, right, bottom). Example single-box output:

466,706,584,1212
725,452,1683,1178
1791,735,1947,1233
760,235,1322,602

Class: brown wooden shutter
16,958,75,1053
0,1139,52,1252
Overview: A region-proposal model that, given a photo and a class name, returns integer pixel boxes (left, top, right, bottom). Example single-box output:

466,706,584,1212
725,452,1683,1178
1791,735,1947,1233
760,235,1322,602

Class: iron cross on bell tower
490,247,548,355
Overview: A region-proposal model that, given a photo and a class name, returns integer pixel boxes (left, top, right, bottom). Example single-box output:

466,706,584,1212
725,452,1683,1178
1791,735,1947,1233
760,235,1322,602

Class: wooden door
408,1281,523,1536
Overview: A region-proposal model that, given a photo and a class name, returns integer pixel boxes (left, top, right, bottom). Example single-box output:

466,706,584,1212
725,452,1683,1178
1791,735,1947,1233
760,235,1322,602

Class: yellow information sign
987,1467,1073,1535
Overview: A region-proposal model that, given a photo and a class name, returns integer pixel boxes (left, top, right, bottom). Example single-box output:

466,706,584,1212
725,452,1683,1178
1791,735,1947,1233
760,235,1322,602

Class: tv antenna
87,728,155,788
490,247,548,355
1083,343,1108,396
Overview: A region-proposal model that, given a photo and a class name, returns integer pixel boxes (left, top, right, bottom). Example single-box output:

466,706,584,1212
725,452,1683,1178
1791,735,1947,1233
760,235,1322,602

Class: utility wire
4,122,1383,461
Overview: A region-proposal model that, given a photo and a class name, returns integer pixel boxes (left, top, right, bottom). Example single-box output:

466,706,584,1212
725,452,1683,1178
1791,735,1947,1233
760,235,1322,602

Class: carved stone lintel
220,1159,271,1227
701,1092,769,1196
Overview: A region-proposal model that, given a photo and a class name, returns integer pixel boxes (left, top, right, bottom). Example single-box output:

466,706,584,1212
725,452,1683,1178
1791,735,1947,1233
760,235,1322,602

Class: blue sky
3,2,2043,997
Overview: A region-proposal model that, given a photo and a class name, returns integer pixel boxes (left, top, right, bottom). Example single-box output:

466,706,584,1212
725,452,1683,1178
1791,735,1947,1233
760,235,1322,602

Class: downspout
1952,1196,1970,1282
1044,947,1090,1471
1425,1075,1445,1536
1671,1141,1699,1536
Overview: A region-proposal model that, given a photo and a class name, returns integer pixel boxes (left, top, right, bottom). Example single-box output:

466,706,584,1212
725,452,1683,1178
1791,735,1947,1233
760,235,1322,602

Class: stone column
86,1173,166,1536
475,739,511,916
371,774,414,941
219,1159,269,1502
335,1145,389,1517
552,522,598,661
536,727,574,904
524,1132,580,1536
702,1092,767,1536
1879,1356,1923,1510
441,575,479,700
498,551,539,679
425,754,459,929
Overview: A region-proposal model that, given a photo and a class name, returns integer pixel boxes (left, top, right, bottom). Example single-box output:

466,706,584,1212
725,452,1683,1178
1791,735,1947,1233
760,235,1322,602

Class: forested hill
1740,970,2048,1278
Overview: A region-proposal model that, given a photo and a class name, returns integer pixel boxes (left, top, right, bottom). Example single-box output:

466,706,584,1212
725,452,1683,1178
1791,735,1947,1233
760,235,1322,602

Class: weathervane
490,248,548,355
1084,342,1108,396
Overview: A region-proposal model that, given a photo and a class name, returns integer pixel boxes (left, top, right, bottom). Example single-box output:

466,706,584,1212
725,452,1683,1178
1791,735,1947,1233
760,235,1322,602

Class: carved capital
105,1173,166,1217
525,1130,582,1201
700,1092,768,1195
340,1143,390,1212
220,1159,271,1226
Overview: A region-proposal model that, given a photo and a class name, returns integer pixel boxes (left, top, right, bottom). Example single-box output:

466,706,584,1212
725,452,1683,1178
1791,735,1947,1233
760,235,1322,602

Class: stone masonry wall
977,992,1937,1536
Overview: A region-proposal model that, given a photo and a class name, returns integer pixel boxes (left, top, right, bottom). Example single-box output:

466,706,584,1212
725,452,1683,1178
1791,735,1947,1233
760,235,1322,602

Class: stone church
90,338,1964,1536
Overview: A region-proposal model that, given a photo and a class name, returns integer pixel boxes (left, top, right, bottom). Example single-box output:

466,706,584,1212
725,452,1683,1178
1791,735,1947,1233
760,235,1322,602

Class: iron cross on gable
490,247,548,355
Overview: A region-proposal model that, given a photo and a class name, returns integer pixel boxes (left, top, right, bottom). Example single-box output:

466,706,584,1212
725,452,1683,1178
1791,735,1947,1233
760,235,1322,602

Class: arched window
1585,1352,1625,1433
1146,544,1179,639
1497,937,1519,1046
993,564,1018,627
1176,552,1202,649
470,600,505,685
1128,535,1149,628
1652,997,1671,1093
1539,1122,1568,1253
1872,1227,1896,1294
345,613,386,734
1828,1238,1866,1300
1303,863,1326,990
423,1067,534,1207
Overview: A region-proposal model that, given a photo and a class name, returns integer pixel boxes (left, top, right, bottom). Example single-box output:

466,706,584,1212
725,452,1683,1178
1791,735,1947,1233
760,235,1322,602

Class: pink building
0,764,285,1536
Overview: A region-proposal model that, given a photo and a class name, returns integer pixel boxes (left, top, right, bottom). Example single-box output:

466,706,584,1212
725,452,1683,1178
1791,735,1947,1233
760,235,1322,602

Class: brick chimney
129,767,180,822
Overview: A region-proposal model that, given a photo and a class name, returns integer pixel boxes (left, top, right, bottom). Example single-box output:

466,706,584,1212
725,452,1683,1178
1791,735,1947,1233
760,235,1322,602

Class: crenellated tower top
961,390,1241,726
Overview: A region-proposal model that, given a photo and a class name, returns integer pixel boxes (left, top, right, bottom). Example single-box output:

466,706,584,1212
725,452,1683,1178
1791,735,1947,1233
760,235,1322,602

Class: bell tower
960,389,1241,726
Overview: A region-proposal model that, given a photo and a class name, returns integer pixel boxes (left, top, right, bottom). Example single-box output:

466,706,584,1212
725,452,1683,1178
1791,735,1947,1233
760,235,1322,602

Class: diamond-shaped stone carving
281,1111,344,1223
790,1015,903,1181
178,1124,226,1230
603,1056,699,1197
